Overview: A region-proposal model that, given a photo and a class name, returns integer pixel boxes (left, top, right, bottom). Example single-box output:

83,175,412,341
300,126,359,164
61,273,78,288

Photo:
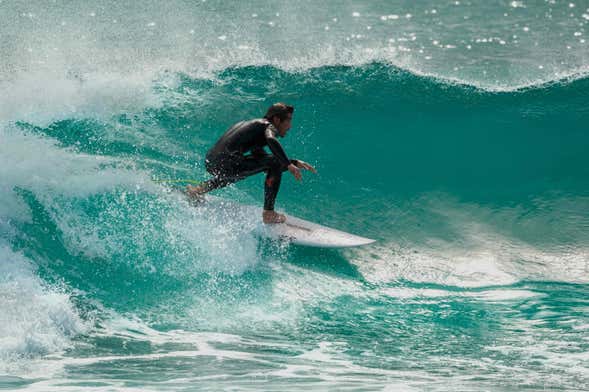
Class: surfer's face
275,113,292,137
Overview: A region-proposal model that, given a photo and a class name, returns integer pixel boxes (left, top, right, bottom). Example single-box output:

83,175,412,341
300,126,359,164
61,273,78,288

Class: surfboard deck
258,214,376,248
184,192,375,248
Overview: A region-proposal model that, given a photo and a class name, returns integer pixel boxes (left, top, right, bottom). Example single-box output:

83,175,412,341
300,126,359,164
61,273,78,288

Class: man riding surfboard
186,103,316,224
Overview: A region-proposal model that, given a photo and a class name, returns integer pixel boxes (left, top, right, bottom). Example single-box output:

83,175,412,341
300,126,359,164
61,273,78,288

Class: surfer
186,103,316,224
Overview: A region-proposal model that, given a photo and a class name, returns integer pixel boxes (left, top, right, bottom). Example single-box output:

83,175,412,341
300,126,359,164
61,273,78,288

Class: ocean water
1,1,588,390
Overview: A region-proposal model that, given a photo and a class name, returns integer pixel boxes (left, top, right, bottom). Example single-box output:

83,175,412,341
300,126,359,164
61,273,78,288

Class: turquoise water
1,1,589,391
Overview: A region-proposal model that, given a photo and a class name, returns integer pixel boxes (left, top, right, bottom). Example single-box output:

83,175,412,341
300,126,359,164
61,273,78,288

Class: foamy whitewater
1,1,588,390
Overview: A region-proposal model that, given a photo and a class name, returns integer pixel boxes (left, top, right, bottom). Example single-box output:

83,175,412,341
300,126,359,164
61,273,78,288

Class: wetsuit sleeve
264,125,291,167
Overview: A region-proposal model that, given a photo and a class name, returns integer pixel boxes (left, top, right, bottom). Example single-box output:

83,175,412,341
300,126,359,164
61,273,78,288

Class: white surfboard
184,192,375,248
258,214,376,248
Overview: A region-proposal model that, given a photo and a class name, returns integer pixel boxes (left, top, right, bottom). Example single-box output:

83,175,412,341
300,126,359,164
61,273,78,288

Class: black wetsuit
199,118,296,211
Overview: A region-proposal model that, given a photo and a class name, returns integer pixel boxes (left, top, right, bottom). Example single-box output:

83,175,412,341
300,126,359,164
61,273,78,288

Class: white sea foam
377,287,542,303
0,70,164,125
352,234,589,288
0,124,145,224
348,195,589,287
161,193,262,275
0,245,86,372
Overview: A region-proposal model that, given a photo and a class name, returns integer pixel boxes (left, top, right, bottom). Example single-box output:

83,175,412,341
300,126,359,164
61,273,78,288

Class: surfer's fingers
298,161,315,172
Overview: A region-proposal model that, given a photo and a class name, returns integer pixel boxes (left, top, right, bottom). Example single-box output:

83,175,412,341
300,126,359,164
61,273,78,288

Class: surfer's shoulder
247,118,276,135
254,118,271,127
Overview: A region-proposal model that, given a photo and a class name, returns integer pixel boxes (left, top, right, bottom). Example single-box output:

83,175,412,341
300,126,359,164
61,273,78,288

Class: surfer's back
207,118,270,157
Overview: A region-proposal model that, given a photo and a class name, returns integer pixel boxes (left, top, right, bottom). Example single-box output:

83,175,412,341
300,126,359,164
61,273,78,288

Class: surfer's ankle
263,210,286,224
186,185,206,201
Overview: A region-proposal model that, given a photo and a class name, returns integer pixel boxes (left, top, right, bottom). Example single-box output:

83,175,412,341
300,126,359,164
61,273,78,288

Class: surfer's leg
187,154,271,199
260,158,289,223
186,179,218,202
262,168,285,223
221,155,287,221
187,176,229,196
188,155,287,222
186,156,241,199
263,166,282,211
224,155,287,212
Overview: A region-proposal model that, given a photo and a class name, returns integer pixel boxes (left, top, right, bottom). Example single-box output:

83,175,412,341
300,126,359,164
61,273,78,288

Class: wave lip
2,0,589,96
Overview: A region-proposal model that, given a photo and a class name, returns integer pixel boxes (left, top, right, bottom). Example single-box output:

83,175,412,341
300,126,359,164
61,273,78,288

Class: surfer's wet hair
264,103,294,121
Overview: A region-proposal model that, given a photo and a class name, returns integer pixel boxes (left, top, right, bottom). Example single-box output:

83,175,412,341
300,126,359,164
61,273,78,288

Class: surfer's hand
288,163,302,181
295,160,317,173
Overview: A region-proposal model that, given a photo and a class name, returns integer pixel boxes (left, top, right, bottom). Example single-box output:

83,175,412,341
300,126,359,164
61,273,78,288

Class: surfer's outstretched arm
264,126,316,180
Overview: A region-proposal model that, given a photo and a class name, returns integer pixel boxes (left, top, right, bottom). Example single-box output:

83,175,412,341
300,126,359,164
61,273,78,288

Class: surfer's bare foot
263,210,286,224
186,185,206,202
